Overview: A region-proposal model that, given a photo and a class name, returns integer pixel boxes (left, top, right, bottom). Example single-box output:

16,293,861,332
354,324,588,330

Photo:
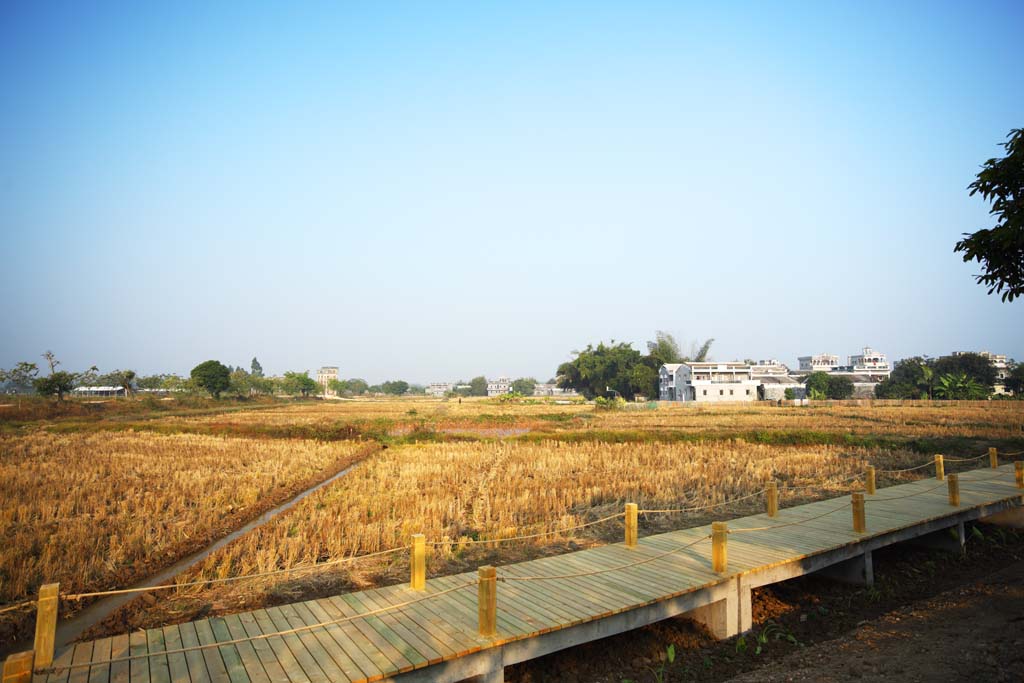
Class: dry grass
0,432,365,607
162,439,934,618
140,398,1024,442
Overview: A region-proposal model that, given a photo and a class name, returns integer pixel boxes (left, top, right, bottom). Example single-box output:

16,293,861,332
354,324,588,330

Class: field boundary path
6,460,1024,683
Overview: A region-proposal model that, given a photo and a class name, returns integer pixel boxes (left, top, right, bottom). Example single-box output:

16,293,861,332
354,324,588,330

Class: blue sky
1,1,1022,383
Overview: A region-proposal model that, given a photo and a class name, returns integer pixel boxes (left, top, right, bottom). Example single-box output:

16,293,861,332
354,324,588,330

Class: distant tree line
875,353,1021,400
0,353,426,401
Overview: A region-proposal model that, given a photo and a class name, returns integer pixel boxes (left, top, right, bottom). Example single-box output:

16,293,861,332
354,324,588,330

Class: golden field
1,397,1022,641
144,397,1024,441
0,432,366,630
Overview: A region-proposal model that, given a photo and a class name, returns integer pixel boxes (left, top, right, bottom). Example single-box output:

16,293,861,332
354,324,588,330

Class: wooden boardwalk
20,463,1024,683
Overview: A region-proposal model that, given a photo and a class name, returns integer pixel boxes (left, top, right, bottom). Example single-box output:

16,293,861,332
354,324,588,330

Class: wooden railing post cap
478,565,496,579
2,651,35,683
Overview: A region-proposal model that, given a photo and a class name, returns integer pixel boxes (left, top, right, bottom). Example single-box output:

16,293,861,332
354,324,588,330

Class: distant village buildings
660,346,893,403
952,350,1010,394
486,377,513,397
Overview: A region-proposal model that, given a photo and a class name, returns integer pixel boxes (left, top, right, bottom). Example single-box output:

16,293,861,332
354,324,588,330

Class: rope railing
59,545,413,601
427,512,625,548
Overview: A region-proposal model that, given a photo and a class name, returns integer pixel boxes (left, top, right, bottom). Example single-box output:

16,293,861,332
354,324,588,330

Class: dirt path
726,558,1024,683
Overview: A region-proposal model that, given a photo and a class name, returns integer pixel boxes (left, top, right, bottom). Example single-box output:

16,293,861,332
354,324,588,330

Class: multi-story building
427,382,453,398
661,362,759,403
658,364,684,401
797,354,840,373
486,376,512,397
317,366,339,395
847,347,890,375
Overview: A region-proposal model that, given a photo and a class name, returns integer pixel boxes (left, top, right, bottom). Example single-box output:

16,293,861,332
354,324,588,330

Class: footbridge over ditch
5,454,1024,683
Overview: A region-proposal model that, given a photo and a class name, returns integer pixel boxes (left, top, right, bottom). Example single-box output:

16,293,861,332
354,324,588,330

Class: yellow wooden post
711,522,728,573
947,474,960,506
852,493,866,533
934,454,944,481
625,503,638,548
866,466,876,495
410,534,425,591
33,583,59,669
989,447,998,469
477,566,497,637
766,481,778,517
2,652,34,683
1016,461,1023,489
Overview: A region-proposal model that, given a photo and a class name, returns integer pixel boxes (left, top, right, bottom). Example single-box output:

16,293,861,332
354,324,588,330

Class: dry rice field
1,397,1022,645
0,431,366,642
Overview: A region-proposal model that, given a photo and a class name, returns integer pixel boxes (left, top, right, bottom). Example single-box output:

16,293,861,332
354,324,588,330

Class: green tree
0,362,39,393
469,376,489,397
327,378,349,395
934,372,988,400
557,341,645,400
34,371,78,400
136,374,168,390
933,353,997,392
190,360,231,398
228,368,252,397
101,369,137,397
346,378,369,395
826,375,855,400
629,364,657,399
645,331,682,365
381,380,410,395
250,357,264,377
511,377,537,396
804,372,832,399
955,128,1024,301
281,371,319,397
1005,363,1024,395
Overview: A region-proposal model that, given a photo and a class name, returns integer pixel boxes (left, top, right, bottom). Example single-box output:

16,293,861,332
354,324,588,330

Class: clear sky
1,1,1022,383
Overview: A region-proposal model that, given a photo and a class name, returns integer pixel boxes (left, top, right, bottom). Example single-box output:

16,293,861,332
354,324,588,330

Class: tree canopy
511,377,537,396
281,371,319,397
381,380,409,395
955,128,1024,301
469,376,488,397
190,360,231,398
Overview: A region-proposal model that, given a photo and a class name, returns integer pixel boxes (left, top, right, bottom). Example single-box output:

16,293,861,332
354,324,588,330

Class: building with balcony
847,347,890,375
662,362,758,403
751,360,790,376
797,354,840,373
487,376,513,397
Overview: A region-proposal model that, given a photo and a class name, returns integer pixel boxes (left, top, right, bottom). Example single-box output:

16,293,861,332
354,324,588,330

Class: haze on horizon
1,2,1022,385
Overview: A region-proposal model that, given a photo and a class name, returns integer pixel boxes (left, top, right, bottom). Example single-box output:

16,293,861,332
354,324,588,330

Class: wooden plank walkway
30,464,1024,683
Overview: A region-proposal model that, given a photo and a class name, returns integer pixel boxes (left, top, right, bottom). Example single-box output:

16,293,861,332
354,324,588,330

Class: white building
847,347,890,375
758,376,806,401
317,366,339,395
751,360,790,376
661,362,759,403
797,354,840,373
486,376,512,397
532,383,580,398
427,382,453,398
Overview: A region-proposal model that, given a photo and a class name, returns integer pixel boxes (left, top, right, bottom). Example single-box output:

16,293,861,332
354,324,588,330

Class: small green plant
648,643,675,683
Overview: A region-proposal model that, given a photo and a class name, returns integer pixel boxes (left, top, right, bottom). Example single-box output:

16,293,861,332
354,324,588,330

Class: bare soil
505,523,1024,683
